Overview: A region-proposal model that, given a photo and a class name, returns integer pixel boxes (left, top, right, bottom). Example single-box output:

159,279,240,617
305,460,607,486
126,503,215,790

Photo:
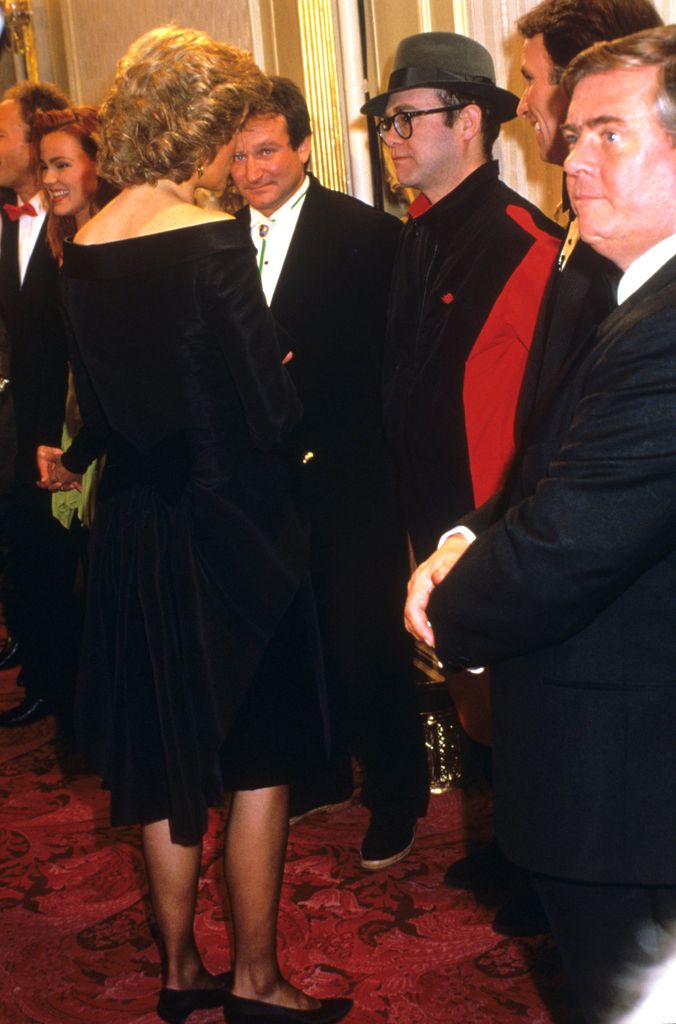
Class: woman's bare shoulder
75,193,234,245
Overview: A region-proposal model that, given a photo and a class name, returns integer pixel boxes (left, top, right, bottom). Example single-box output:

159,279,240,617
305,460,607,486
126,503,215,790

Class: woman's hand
37,445,82,492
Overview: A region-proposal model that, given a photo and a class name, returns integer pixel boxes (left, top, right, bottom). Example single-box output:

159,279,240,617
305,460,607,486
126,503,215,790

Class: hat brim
361,79,518,122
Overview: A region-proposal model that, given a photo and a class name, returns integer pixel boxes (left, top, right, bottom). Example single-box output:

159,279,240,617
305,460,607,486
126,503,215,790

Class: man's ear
457,103,482,142
297,135,312,166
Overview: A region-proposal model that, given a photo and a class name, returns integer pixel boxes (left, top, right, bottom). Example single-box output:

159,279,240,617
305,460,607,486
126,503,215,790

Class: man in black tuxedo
406,26,676,1023
231,77,429,870
442,0,663,936
0,81,78,734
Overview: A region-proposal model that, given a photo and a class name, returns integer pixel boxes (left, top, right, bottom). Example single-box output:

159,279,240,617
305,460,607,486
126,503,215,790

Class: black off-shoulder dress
61,220,326,844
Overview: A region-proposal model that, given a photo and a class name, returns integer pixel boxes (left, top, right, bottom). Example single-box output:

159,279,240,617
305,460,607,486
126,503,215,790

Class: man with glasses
363,32,560,569
231,77,430,871
361,32,559,919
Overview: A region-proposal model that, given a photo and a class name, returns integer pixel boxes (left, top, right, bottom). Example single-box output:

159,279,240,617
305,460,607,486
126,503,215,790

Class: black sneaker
360,815,416,871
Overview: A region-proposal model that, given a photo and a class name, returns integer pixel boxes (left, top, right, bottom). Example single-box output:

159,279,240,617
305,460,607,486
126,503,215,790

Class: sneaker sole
360,834,415,872
289,797,353,826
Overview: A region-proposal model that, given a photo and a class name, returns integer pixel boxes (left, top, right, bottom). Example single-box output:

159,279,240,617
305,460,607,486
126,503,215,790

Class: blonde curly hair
98,25,270,187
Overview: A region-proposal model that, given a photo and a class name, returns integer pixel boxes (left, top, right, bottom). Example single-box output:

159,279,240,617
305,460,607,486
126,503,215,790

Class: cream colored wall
51,0,253,104
252,0,305,84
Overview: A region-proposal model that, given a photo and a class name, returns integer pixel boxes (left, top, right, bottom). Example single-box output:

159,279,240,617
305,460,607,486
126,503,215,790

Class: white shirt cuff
435,525,483,673
438,524,477,547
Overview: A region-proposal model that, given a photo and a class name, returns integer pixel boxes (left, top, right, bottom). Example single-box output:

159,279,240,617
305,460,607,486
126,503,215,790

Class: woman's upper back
61,213,298,458
74,182,233,246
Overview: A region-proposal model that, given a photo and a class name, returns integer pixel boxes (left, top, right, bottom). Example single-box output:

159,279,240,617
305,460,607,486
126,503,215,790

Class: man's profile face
517,34,569,166
231,114,310,217
563,65,676,271
381,87,468,205
0,99,34,196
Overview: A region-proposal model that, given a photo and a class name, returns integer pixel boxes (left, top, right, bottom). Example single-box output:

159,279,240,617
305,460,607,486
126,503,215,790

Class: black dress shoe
0,635,19,669
222,990,352,1023
492,884,552,937
443,840,519,891
0,696,52,727
157,972,233,1024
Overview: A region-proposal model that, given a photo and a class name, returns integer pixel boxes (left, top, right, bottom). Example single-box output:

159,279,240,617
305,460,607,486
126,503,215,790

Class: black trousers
533,873,676,1023
294,472,429,822
3,484,84,725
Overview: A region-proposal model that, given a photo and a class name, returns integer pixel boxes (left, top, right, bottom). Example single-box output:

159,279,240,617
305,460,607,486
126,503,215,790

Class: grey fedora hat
361,31,518,122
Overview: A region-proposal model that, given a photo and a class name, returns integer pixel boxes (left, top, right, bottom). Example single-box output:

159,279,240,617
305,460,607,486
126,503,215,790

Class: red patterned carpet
0,668,583,1024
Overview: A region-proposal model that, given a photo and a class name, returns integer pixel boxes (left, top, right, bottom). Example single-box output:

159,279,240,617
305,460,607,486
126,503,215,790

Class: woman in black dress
58,26,350,1024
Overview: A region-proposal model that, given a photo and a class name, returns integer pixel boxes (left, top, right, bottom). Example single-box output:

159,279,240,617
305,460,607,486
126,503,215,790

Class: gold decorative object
297,0,348,194
1,0,39,81
423,705,463,793
415,644,464,792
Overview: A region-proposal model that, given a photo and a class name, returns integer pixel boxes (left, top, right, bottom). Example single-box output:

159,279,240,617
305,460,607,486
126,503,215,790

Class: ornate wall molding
1,0,38,81
297,0,348,194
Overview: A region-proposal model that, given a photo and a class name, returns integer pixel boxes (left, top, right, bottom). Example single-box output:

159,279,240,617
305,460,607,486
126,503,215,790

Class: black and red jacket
384,160,561,560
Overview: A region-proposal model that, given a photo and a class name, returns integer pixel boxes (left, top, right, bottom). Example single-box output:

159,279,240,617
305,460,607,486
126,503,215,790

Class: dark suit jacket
235,175,412,704
236,175,403,548
514,236,619,442
0,313,15,494
428,254,676,886
0,206,67,488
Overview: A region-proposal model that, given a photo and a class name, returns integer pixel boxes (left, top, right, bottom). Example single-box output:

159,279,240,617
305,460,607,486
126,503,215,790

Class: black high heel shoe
222,988,352,1023
157,972,233,1024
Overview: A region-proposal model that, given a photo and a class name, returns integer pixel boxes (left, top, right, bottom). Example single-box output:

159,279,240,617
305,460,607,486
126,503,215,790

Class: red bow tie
3,201,38,221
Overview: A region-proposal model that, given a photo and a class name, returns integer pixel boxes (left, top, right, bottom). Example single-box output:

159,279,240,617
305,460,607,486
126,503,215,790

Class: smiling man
0,81,85,742
231,77,430,872
514,0,662,432
405,25,676,1023
517,0,662,167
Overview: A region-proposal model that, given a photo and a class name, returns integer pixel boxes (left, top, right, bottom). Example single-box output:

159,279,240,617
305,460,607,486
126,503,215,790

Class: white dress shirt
616,232,676,305
247,176,310,304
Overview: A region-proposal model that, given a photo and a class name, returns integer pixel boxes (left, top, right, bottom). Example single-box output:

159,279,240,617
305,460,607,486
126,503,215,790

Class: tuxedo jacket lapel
0,212,20,330
515,239,618,440
270,178,322,323
21,219,52,299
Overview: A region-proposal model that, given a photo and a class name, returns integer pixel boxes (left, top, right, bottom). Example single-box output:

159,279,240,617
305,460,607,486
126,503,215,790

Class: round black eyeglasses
376,104,467,140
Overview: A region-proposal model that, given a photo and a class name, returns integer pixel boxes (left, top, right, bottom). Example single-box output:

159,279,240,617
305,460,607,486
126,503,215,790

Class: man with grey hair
442,0,663,936
406,26,676,1022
